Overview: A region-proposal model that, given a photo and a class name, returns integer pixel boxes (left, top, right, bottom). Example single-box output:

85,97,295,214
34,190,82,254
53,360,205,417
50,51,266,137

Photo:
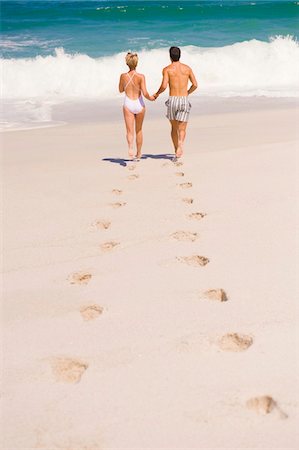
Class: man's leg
170,120,179,154
177,121,188,158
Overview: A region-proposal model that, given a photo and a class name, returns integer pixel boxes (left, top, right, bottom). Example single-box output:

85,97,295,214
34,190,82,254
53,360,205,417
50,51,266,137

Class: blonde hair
126,52,138,70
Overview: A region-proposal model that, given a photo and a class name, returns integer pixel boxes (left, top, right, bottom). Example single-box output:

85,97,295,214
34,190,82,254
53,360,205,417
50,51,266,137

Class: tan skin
119,67,154,159
154,60,198,158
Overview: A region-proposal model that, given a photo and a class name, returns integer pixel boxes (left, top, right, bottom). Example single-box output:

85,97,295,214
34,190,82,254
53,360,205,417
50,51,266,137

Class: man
153,46,198,160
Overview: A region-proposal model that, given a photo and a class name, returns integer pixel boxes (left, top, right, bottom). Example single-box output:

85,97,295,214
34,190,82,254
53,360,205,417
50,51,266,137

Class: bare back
121,72,142,100
166,62,192,96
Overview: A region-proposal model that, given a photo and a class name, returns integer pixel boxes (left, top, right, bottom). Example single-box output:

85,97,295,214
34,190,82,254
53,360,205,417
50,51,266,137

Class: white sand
1,105,299,449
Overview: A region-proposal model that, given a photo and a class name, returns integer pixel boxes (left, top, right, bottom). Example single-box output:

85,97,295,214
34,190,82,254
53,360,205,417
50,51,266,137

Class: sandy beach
1,101,298,449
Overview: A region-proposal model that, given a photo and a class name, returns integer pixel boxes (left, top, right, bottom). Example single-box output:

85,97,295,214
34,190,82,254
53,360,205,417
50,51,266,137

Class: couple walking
119,46,198,161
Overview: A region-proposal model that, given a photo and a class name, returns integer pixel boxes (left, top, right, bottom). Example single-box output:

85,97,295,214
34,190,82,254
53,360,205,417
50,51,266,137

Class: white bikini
123,72,145,114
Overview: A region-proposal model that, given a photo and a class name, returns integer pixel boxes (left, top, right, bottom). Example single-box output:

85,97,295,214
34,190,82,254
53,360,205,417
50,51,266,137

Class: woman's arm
140,75,155,101
119,74,124,93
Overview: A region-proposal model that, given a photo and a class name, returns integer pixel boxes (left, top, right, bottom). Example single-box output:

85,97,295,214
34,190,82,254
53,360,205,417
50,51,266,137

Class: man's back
164,62,192,96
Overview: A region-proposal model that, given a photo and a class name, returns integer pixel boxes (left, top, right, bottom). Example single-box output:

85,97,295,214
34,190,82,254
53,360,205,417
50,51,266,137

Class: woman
119,52,154,160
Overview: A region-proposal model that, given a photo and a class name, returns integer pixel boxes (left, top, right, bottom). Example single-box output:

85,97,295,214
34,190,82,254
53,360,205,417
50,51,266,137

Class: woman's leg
123,106,135,158
135,108,145,158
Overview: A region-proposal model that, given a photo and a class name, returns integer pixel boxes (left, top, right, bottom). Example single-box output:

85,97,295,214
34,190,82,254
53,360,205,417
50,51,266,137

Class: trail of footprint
91,220,111,230
69,272,92,285
202,289,228,302
80,304,103,321
50,357,88,384
218,333,253,352
177,255,209,267
100,241,119,252
179,182,192,189
246,396,288,419
171,231,198,242
110,202,126,208
127,174,139,180
188,212,206,220
112,189,122,195
182,198,194,204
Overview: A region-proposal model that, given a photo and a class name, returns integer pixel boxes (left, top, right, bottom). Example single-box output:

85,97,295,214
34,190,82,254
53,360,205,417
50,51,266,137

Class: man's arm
153,68,169,99
188,69,198,95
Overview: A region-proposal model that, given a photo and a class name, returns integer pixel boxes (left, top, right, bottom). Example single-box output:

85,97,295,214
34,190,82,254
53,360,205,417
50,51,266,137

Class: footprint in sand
128,164,136,171
177,255,209,267
100,241,119,252
171,231,198,242
69,272,92,285
80,304,103,321
50,357,88,384
127,174,139,180
174,160,183,167
202,289,228,302
246,396,288,419
218,333,253,352
179,182,192,189
91,220,111,230
188,212,206,220
175,172,185,177
112,189,122,195
110,202,126,208
182,198,194,204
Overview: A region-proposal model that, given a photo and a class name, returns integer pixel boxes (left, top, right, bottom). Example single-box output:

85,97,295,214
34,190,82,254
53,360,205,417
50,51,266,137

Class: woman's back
123,72,142,100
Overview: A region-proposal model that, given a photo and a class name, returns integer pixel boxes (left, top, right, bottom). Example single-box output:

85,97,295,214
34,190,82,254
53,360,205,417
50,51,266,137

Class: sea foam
1,36,299,100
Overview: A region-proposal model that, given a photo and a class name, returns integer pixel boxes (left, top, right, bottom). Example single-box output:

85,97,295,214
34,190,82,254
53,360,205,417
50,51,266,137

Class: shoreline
1,95,298,133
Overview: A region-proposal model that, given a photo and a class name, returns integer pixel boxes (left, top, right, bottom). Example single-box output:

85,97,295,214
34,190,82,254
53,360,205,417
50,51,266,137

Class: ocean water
1,0,299,129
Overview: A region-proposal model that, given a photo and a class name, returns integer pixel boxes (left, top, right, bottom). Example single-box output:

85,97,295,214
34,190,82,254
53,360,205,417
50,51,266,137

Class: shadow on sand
102,153,174,167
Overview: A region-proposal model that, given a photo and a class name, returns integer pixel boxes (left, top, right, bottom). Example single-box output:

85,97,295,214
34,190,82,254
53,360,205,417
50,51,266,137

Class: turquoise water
2,1,299,58
1,1,299,128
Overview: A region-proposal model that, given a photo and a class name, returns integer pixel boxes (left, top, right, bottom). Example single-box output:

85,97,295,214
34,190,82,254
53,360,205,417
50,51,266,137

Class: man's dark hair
169,46,181,62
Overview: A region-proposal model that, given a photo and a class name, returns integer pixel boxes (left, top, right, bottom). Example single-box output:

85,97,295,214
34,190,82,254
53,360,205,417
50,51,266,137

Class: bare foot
176,142,183,158
128,147,134,159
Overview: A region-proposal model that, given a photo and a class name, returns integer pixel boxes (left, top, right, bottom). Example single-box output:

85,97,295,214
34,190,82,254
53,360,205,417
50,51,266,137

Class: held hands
149,93,159,101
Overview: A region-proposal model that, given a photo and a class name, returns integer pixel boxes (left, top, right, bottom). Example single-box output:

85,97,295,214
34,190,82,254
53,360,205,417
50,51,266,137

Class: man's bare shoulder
180,63,192,72
163,64,173,72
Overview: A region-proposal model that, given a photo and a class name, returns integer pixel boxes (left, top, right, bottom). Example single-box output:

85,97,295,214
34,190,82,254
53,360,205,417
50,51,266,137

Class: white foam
1,36,298,102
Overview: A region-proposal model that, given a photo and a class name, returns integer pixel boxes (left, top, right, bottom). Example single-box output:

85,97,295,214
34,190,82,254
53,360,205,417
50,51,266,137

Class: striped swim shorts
165,96,191,122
